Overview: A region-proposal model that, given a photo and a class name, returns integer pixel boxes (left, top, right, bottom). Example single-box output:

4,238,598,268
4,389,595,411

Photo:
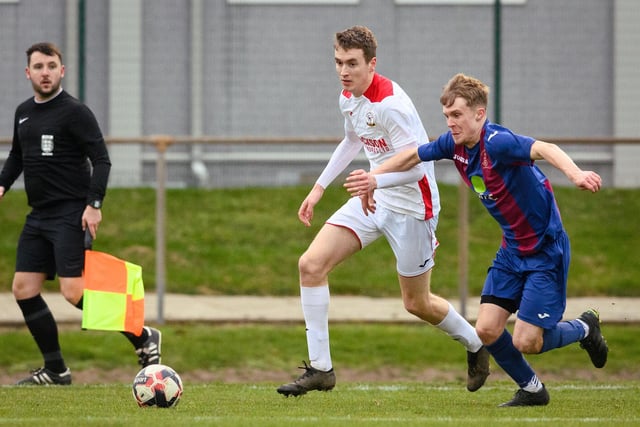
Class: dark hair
334,26,377,63
26,42,63,65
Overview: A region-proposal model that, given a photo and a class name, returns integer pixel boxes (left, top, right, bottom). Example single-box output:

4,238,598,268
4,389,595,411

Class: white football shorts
326,196,438,277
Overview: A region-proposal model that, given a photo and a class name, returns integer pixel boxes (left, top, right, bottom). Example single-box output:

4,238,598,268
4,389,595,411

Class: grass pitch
1,381,638,426
1,185,638,297
1,324,639,426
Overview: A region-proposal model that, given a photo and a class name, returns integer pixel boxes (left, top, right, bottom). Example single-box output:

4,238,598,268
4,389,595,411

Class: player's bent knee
512,335,542,354
298,253,329,281
475,325,502,346
403,302,421,318
402,297,442,324
401,292,423,313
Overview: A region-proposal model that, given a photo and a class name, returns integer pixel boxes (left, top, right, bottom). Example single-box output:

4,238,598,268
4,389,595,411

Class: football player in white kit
277,26,489,397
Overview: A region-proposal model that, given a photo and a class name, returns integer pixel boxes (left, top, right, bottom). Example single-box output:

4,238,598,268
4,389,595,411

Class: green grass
0,184,638,297
1,185,638,425
1,324,639,425
0,324,638,381
1,381,639,426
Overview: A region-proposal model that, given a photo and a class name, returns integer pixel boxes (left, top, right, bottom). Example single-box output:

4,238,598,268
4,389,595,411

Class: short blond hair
440,73,489,109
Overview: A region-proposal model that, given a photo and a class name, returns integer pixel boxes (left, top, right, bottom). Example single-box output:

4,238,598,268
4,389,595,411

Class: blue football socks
540,319,586,353
486,329,538,389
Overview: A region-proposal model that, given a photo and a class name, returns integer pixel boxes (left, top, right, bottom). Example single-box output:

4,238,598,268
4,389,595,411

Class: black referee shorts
15,210,85,280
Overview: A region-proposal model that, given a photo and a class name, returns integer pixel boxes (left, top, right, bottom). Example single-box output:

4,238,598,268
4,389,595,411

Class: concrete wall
0,0,637,188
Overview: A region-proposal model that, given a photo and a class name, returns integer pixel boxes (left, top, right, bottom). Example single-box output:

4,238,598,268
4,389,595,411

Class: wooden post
153,135,172,324
458,179,469,319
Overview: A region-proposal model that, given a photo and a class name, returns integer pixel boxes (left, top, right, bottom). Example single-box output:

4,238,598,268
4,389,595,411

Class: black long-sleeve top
0,90,111,215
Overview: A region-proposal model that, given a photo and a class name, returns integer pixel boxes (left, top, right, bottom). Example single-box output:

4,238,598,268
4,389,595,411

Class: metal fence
1,136,639,321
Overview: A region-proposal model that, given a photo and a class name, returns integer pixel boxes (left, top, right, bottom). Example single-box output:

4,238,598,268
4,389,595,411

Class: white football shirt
334,73,440,220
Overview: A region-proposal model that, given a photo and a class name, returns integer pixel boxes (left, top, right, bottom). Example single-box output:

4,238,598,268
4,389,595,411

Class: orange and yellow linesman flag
82,250,145,336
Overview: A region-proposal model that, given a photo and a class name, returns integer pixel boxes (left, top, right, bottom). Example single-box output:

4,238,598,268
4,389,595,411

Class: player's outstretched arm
344,147,421,196
374,147,422,175
344,148,422,215
530,140,602,193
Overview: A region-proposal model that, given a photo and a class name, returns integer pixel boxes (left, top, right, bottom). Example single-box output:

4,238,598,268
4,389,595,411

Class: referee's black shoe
16,367,72,386
136,326,162,367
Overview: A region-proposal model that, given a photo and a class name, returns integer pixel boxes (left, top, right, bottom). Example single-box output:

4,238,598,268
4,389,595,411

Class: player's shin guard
436,302,483,352
301,285,332,371
485,329,537,389
540,319,585,353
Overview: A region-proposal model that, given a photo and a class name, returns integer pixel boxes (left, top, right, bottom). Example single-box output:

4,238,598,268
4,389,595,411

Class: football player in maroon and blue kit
346,73,608,407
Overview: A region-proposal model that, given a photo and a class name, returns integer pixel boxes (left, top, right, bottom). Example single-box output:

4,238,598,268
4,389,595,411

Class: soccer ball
132,364,183,408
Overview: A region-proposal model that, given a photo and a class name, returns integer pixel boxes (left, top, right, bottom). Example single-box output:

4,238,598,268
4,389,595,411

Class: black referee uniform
0,89,111,279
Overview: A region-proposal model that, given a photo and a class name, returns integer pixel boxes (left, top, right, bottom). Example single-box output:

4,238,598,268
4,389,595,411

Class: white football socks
301,285,332,371
435,303,483,353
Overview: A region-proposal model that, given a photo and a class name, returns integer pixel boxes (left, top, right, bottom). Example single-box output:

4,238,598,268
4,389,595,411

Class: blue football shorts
481,230,570,329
